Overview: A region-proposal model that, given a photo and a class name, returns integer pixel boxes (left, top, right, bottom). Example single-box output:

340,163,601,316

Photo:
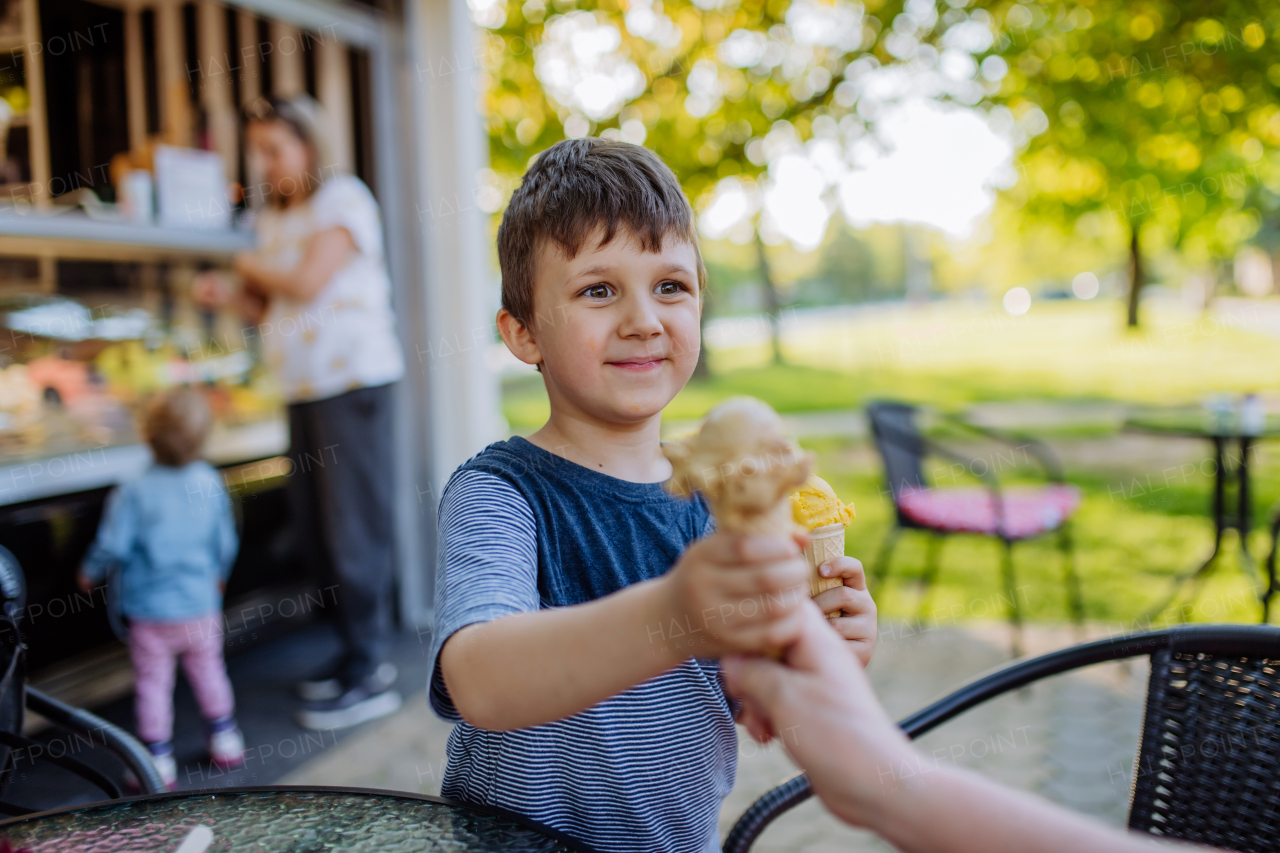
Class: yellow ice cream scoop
791,475,855,530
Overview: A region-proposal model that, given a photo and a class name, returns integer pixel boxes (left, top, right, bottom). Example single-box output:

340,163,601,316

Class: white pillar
408,0,502,482
392,0,503,623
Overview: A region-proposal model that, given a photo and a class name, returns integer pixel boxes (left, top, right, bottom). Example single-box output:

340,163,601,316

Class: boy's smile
499,225,702,432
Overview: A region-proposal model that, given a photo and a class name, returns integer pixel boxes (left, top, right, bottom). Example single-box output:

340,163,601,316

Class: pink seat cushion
897,484,1080,540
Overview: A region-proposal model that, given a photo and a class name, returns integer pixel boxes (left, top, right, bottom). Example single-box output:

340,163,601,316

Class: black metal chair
1264,504,1279,621
0,544,164,812
724,624,1280,853
866,401,1084,655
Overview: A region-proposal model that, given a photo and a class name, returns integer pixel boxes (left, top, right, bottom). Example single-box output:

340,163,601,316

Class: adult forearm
440,576,688,730
239,262,312,302
235,227,350,303
871,765,1180,853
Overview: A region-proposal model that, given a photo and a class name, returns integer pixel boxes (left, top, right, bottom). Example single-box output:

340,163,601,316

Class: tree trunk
1126,226,1144,328
754,231,784,366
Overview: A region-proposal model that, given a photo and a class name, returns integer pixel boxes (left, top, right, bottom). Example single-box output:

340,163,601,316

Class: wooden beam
156,0,192,147
197,0,237,180
124,6,147,153
20,0,49,206
315,35,352,174
237,9,261,104
267,20,302,97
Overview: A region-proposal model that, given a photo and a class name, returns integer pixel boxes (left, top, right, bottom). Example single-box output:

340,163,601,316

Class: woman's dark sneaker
295,681,402,731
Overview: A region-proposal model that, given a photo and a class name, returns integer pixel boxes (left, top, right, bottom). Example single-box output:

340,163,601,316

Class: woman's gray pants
286,383,396,685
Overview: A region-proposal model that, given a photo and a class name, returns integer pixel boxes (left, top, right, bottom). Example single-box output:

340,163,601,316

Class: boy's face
515,226,701,425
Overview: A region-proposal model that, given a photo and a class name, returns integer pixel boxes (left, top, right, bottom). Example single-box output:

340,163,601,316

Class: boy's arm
441,577,690,730
436,475,813,732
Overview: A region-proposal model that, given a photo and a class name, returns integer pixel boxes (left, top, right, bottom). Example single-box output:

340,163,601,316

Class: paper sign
154,146,228,230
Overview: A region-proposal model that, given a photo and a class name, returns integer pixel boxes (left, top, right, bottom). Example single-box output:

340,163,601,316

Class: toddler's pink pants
129,615,235,744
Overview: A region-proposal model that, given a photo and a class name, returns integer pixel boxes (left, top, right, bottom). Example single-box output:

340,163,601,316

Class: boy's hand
811,556,877,667
736,697,777,744
75,572,94,594
664,532,810,658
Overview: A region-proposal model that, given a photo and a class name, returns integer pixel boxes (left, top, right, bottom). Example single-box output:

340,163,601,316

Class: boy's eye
583,284,612,299
657,280,685,296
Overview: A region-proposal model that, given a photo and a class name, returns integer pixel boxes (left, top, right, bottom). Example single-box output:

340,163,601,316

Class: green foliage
973,1,1280,266
479,0,1280,333
475,0,908,197
796,226,901,304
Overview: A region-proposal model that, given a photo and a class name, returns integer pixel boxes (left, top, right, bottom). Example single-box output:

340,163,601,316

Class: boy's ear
496,308,543,368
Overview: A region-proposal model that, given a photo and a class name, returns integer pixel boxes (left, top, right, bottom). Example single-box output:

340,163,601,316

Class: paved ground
280,620,1149,852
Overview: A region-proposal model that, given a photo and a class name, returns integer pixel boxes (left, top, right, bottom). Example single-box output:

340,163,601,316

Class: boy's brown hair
144,386,212,467
497,137,706,329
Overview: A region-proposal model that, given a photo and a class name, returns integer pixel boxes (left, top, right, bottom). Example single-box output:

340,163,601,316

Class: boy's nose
618,294,663,339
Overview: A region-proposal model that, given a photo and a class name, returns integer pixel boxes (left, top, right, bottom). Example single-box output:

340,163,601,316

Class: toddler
78,386,243,789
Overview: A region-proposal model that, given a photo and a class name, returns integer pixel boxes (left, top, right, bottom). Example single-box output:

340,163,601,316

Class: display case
0,259,286,504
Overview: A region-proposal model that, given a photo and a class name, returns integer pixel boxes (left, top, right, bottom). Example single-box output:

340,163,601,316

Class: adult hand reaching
721,605,1208,853
722,602,910,830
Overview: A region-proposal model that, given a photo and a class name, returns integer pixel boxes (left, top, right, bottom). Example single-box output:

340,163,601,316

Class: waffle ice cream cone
791,475,855,618
805,523,847,598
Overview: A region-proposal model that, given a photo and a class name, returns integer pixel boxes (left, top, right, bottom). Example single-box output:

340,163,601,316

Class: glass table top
0,787,594,852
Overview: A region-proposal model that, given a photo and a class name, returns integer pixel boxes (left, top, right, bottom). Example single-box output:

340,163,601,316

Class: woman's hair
144,386,213,467
242,94,338,202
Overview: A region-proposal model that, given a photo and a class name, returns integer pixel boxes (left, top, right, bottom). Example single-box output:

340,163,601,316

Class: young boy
427,138,877,852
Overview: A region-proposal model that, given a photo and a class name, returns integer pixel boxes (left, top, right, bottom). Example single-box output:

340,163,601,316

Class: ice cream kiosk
0,0,503,713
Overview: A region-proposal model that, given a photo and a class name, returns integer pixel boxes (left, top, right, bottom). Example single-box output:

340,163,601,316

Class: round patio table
0,786,601,852
1124,409,1280,621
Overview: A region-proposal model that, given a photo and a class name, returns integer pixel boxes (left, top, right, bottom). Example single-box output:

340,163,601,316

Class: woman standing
197,95,404,730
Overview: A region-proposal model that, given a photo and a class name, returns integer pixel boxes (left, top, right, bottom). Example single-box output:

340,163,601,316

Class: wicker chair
722,624,1280,853
866,401,1084,655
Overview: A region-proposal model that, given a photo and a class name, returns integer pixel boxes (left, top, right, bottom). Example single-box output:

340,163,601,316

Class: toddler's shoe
152,751,178,789
125,742,176,792
208,721,245,769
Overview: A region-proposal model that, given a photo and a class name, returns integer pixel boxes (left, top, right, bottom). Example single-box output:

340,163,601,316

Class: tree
471,0,961,362
968,1,1279,326
475,0,1280,338
472,0,880,199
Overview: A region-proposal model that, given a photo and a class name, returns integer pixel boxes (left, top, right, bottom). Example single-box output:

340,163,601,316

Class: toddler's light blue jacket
81,461,238,622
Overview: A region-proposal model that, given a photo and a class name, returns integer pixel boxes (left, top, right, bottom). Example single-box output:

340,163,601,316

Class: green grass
502,300,1280,429
816,437,1279,627
499,299,1280,627
502,364,863,429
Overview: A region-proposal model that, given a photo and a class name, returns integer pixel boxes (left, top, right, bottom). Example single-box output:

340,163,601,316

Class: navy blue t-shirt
426,437,734,853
